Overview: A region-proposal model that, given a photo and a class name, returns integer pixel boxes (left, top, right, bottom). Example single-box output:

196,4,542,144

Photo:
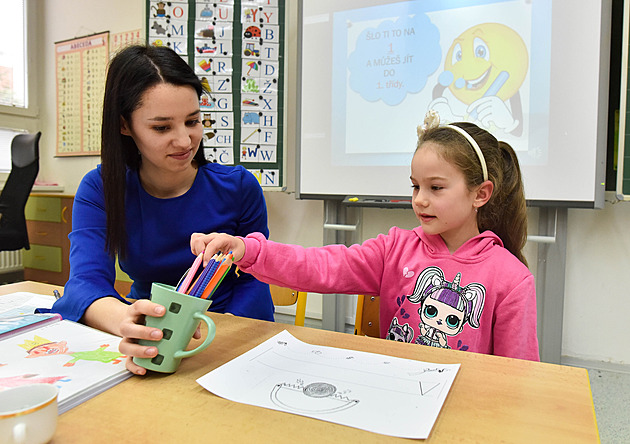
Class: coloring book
0,292,132,413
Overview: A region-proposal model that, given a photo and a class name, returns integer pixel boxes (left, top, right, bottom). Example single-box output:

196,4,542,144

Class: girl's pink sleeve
235,232,386,296
492,275,540,361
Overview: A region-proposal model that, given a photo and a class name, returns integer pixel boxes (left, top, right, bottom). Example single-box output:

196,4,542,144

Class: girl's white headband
417,110,488,182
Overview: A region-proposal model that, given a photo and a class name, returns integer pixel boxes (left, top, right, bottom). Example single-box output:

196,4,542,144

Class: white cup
0,384,59,444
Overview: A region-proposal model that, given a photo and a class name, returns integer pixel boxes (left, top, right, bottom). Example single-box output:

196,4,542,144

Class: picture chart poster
146,0,285,189
55,32,109,156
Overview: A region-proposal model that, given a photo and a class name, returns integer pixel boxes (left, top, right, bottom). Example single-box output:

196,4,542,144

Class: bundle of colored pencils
176,252,233,299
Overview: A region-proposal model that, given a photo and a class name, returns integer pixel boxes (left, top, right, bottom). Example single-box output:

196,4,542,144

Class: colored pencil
199,253,233,300
177,252,204,294
187,253,220,295
178,250,233,300
188,253,223,297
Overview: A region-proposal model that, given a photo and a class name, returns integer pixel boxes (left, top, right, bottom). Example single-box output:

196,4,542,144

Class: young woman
52,45,274,374
190,110,539,361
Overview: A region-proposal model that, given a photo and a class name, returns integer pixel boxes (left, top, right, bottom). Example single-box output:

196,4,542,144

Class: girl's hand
190,232,246,264
117,299,166,375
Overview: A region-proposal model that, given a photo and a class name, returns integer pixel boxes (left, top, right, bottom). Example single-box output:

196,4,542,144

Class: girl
191,110,539,361
52,45,274,375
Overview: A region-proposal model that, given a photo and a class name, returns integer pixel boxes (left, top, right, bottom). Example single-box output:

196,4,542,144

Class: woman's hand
112,300,202,375
116,299,167,375
83,296,174,376
190,232,246,264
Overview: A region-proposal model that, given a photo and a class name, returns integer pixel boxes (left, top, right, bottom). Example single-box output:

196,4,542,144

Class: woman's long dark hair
101,45,208,258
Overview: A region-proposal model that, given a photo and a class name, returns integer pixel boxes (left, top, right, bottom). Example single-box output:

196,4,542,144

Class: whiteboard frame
616,0,630,201
295,0,610,209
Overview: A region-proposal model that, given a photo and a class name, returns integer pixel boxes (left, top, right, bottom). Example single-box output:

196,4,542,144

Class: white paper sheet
0,292,55,317
197,330,460,439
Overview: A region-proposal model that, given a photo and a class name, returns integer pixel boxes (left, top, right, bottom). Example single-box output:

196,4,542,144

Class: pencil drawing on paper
270,380,359,414
418,380,442,396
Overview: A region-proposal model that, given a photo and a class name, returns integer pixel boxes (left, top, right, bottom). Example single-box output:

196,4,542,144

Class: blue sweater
53,163,274,322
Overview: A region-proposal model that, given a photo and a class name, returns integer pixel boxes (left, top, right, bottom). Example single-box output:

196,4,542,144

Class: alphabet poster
146,0,284,189
55,32,109,156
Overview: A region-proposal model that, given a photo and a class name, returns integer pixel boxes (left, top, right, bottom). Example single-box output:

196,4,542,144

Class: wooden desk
1,282,600,443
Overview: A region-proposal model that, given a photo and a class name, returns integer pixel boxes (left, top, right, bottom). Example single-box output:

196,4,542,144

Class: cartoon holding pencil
429,23,528,136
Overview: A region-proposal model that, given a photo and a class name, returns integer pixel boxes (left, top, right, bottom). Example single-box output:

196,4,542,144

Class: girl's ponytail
478,141,528,266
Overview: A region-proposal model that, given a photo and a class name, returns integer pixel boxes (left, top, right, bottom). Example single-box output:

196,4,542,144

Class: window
0,0,37,176
0,128,25,172
0,0,27,109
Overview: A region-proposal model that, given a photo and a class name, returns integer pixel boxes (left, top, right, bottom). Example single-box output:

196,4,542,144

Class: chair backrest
354,295,380,337
269,284,307,327
0,132,41,251
11,132,40,168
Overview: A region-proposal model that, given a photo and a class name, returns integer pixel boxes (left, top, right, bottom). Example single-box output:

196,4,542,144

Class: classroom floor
588,368,630,444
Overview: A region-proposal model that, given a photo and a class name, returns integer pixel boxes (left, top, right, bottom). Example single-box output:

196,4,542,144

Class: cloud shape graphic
348,14,441,106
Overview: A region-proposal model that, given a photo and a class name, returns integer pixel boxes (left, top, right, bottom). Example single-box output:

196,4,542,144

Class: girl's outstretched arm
190,232,247,265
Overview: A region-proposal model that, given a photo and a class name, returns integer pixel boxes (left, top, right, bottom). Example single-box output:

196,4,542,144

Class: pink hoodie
237,227,539,361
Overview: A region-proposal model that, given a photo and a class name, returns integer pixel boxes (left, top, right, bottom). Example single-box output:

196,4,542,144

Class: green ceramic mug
133,283,216,373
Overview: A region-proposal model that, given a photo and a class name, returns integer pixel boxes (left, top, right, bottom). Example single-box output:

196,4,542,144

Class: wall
565,204,630,367
37,0,145,192
37,0,629,369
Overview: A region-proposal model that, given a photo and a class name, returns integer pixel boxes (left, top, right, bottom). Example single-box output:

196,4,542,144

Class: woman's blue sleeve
52,169,126,322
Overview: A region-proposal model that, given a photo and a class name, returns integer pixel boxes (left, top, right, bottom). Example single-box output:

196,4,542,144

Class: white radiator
0,250,23,272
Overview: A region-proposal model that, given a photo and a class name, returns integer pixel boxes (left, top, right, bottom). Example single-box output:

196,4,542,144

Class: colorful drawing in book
0,374,68,389
19,335,125,367
429,23,528,136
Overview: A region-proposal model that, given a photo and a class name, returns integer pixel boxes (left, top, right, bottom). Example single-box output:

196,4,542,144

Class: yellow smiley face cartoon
444,23,528,105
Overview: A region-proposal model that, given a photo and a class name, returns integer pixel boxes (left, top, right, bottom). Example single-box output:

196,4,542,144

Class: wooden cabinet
23,193,134,295
23,194,73,286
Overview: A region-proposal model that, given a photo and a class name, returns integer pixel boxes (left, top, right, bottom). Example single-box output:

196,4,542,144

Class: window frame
0,0,39,118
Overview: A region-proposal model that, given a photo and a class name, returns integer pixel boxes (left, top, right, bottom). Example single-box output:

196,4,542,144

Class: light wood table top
2,282,600,443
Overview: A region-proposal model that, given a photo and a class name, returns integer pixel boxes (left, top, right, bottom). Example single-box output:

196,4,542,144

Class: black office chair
0,131,41,251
